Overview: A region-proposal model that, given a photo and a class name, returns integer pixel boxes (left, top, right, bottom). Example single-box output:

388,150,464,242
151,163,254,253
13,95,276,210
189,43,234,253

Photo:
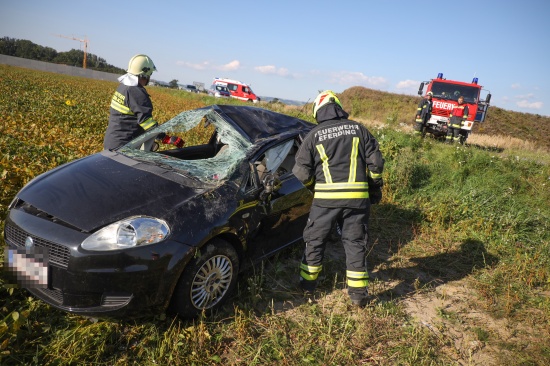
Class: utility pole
54,34,89,69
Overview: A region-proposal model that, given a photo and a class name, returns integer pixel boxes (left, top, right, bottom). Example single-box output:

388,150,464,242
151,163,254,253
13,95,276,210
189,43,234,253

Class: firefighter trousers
300,205,370,299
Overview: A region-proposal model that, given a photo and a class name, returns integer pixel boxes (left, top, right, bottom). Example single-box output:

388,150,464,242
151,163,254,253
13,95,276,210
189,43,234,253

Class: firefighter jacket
103,81,157,150
293,104,384,209
449,104,469,128
416,98,433,122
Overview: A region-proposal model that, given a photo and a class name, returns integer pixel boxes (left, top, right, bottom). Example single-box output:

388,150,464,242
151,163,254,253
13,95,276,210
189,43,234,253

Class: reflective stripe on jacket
103,83,156,150
293,118,384,209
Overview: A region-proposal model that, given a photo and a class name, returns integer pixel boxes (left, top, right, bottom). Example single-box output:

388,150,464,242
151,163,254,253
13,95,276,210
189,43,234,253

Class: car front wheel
170,239,239,318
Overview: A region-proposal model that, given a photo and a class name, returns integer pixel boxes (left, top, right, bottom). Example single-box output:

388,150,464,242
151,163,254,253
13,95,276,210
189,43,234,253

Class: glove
369,187,382,205
161,135,185,148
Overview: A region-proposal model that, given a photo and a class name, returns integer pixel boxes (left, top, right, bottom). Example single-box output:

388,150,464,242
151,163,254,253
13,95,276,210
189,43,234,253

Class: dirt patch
259,238,547,365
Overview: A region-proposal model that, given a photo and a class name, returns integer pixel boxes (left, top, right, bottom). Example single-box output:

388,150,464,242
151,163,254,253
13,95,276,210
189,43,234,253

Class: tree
169,79,179,89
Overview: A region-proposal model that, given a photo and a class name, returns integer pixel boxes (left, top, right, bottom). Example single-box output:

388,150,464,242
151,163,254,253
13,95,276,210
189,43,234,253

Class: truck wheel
170,239,239,318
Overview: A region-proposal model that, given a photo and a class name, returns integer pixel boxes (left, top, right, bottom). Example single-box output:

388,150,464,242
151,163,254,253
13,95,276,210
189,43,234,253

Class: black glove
369,187,382,204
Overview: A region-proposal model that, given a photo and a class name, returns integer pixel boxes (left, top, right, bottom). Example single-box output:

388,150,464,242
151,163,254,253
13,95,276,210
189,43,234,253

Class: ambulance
212,77,260,103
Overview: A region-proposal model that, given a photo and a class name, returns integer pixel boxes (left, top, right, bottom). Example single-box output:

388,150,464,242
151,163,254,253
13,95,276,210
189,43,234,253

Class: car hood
16,152,206,232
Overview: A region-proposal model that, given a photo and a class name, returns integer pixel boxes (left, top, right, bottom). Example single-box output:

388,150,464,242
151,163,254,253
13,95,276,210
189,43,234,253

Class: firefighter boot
348,287,369,308
300,278,317,296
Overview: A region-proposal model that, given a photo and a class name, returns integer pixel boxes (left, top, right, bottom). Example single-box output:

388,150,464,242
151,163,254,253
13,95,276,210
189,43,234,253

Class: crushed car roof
212,105,314,143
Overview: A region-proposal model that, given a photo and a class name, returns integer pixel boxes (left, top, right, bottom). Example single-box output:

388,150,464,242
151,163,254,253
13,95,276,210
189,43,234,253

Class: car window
118,107,253,184
253,138,298,185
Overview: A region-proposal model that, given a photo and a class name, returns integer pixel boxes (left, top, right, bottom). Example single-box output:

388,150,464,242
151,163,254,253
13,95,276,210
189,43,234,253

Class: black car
4,105,314,319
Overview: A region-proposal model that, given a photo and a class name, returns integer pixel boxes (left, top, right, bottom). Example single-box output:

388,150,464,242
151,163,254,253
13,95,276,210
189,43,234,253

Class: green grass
1,65,549,365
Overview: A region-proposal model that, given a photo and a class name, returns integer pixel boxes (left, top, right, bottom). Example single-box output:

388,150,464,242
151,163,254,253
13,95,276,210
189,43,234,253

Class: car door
243,137,313,260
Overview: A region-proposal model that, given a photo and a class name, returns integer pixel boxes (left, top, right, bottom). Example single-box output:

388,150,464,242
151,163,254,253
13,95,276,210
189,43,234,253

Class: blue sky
3,0,549,116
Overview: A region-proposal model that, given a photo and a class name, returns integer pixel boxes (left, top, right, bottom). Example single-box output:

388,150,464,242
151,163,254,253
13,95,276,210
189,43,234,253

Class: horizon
2,0,549,116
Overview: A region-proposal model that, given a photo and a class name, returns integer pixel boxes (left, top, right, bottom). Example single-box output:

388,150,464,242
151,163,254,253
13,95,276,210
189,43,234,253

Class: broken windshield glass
117,107,253,184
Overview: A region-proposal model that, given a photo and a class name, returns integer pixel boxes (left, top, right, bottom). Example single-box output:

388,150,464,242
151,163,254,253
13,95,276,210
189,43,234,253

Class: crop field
1,64,549,365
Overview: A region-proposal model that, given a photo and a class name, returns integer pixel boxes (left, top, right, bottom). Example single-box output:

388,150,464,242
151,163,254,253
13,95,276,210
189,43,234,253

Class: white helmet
127,54,157,77
312,90,343,118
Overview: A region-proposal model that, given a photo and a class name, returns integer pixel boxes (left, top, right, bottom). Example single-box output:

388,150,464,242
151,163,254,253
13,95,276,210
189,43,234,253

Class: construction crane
54,34,89,69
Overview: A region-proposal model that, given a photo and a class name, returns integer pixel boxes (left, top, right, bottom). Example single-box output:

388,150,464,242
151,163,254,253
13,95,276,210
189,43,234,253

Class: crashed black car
4,105,314,318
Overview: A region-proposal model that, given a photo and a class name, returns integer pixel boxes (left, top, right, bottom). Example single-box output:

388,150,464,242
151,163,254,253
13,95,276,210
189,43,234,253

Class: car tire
170,239,239,318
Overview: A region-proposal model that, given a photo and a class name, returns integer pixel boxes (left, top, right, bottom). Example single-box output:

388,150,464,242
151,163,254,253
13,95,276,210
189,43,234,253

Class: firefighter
104,54,162,150
414,91,433,136
446,95,469,144
292,90,385,307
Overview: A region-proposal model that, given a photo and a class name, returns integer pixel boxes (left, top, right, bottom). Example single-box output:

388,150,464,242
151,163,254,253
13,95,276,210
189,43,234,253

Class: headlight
81,216,170,251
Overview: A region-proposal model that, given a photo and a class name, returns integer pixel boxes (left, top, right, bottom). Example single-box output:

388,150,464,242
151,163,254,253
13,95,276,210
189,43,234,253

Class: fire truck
417,73,491,143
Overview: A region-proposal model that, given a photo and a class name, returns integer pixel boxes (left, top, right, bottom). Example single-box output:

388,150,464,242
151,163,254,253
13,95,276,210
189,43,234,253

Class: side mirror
418,82,425,96
485,94,491,104
259,172,280,201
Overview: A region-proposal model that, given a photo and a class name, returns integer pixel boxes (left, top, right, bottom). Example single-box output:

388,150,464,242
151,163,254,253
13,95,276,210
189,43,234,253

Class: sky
2,0,550,116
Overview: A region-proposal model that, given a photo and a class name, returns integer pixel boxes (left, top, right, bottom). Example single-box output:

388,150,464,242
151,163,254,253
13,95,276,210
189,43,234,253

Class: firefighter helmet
127,54,157,77
427,91,433,96
312,90,343,118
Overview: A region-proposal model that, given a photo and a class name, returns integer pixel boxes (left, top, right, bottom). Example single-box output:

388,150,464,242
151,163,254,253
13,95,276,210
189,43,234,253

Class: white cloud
396,79,419,90
176,59,240,71
330,71,387,88
511,83,521,89
216,60,240,71
176,60,210,70
515,93,535,100
254,65,296,78
516,100,543,109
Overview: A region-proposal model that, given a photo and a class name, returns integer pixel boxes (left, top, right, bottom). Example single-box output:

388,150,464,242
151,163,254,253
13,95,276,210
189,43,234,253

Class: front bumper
4,208,195,318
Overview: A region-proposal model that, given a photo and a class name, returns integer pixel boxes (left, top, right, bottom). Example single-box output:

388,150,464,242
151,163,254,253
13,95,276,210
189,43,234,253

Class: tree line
0,37,125,74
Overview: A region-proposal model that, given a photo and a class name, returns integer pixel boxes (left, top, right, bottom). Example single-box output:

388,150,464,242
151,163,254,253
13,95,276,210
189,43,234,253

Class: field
1,64,549,365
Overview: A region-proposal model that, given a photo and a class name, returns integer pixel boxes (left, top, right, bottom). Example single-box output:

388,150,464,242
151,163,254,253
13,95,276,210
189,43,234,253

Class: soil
261,239,546,365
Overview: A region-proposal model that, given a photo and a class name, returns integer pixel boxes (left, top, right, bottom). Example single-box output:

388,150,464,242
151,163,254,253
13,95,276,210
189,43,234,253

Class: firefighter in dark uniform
103,54,159,150
292,90,385,307
446,95,469,144
414,91,433,136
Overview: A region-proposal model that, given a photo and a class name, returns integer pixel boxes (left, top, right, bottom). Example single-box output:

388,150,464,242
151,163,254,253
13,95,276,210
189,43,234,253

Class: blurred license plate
6,248,49,288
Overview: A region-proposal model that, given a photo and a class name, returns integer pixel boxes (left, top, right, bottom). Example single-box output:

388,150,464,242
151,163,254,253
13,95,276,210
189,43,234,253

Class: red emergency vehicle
213,77,260,103
418,73,491,143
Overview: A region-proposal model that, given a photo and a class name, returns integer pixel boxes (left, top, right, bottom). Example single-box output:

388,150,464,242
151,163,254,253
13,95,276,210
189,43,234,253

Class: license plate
5,248,49,288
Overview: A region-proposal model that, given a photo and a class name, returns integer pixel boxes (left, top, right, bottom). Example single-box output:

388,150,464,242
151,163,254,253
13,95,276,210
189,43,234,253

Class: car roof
212,105,314,143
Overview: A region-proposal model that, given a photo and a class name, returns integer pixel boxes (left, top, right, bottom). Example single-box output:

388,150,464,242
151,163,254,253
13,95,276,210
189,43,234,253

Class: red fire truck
417,73,491,143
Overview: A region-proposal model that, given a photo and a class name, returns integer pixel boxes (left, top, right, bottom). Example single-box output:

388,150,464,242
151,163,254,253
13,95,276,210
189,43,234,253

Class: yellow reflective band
369,171,382,179
316,144,332,183
300,263,322,273
314,191,370,199
315,182,369,190
110,100,134,115
349,137,359,183
346,270,368,279
347,279,368,287
301,270,320,281
139,118,157,130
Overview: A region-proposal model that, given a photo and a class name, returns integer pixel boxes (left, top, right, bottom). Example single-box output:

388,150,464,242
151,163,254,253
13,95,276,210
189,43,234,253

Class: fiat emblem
25,236,34,249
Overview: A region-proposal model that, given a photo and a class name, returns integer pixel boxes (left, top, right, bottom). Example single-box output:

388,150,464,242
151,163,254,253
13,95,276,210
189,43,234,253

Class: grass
1,64,550,365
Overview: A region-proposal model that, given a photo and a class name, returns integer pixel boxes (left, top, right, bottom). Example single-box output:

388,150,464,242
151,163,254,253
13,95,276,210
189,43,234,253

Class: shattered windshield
430,82,480,104
117,107,253,184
